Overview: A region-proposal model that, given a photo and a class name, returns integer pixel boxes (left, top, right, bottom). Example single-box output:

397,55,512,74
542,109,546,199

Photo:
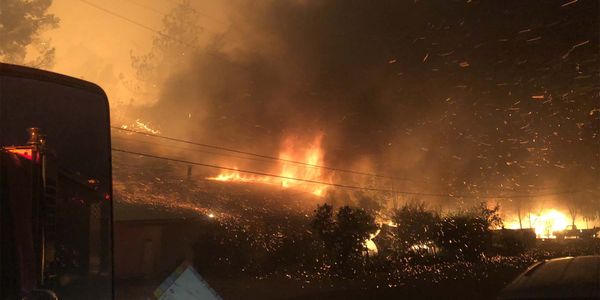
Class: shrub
392,201,441,258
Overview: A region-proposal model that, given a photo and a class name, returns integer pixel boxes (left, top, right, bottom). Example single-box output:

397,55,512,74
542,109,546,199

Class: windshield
2,0,598,299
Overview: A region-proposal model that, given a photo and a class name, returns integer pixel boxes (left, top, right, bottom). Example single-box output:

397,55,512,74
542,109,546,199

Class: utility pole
186,165,193,180
390,156,399,210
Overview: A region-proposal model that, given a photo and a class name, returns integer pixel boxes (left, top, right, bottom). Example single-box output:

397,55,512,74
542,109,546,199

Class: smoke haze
44,0,599,208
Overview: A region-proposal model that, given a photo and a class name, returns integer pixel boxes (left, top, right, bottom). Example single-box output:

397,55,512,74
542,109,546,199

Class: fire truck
1,63,113,299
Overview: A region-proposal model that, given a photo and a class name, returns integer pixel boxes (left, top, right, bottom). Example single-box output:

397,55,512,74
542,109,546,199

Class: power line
111,147,582,199
75,0,198,48
115,135,556,195
111,126,409,181
111,128,583,193
77,0,419,184
77,0,163,36
112,135,303,166
122,0,167,16
78,0,228,47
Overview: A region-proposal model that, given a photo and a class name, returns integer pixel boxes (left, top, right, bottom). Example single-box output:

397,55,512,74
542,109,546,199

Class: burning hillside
111,148,323,224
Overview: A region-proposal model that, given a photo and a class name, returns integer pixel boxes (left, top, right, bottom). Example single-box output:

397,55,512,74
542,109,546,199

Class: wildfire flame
506,209,570,239
208,134,329,196
365,229,381,255
532,210,569,238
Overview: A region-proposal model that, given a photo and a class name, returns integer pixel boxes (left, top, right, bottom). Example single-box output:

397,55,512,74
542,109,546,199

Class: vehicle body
497,256,600,300
0,63,113,299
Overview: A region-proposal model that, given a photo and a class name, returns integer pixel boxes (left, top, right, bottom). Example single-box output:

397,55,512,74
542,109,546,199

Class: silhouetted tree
311,203,336,249
567,204,579,228
0,0,59,68
437,202,502,261
392,201,440,256
311,204,377,275
335,206,377,264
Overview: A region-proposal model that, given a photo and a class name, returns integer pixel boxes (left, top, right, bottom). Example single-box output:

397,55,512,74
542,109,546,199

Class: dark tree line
391,201,505,261
190,200,540,280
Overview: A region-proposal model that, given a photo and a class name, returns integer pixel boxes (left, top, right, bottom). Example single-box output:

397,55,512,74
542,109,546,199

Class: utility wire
113,135,307,166
115,136,553,195
111,147,582,199
75,0,418,183
78,0,228,49
111,126,408,181
75,0,198,48
122,0,167,16
77,0,163,36
112,128,577,192
75,0,584,196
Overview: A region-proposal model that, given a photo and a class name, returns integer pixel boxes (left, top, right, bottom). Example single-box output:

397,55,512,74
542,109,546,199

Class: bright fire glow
207,134,329,196
364,229,381,255
532,210,569,238
506,209,570,239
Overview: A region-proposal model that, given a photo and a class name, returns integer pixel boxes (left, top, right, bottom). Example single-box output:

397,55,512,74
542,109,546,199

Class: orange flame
505,209,571,238
208,134,329,196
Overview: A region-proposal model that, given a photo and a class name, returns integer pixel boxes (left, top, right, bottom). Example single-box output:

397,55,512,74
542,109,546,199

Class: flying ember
207,134,330,196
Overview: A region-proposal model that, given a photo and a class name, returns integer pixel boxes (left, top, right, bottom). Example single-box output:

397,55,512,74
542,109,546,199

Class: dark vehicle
497,256,600,300
553,225,600,240
0,63,113,299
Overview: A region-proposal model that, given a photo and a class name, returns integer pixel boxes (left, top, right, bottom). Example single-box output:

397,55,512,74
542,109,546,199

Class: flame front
505,209,570,238
531,210,569,238
208,134,329,196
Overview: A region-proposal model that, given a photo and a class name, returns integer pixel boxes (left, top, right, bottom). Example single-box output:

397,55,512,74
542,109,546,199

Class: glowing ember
207,134,329,196
121,119,161,134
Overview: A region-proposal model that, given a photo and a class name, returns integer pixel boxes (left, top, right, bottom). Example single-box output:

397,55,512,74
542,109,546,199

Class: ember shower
135,0,599,206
